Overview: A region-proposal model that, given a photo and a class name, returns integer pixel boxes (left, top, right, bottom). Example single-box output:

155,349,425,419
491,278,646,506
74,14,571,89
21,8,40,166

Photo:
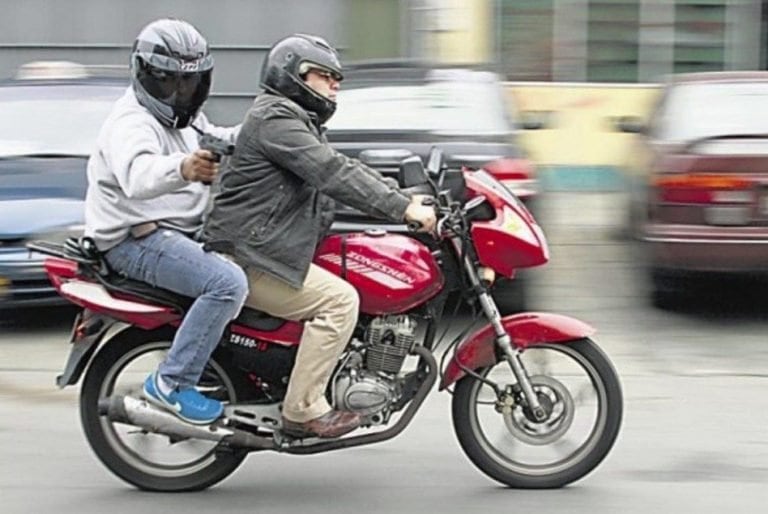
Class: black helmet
130,19,214,128
260,34,343,124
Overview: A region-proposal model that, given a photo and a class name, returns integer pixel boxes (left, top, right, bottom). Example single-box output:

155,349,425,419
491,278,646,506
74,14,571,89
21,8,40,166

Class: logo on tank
317,251,416,288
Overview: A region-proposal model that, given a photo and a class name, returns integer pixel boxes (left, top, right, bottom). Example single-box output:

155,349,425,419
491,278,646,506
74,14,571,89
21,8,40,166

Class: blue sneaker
143,373,224,425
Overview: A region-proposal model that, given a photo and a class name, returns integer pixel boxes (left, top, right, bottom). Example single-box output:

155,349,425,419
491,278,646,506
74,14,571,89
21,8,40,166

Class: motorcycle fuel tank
314,232,444,315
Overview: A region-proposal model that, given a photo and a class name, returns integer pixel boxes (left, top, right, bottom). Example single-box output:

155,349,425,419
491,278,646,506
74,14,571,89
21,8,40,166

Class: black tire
650,269,685,310
80,328,246,491
451,338,622,488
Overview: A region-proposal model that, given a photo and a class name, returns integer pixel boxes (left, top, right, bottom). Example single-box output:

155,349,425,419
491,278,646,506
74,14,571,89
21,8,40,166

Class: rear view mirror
398,156,429,187
426,147,444,176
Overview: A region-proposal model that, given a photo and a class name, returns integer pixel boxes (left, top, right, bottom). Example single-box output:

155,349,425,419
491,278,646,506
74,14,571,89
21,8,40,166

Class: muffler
99,395,274,451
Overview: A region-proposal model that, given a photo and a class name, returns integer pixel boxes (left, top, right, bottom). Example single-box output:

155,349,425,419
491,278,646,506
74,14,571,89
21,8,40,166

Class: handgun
197,132,235,163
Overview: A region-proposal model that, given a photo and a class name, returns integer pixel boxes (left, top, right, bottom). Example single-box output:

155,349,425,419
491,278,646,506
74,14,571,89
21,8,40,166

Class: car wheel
650,269,684,310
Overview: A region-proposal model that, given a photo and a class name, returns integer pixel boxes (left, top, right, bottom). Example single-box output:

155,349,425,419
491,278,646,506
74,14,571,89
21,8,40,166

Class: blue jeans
105,229,248,389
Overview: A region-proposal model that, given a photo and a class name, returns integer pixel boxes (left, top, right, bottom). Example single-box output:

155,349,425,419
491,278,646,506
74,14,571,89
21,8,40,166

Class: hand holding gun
191,124,235,163
197,132,235,163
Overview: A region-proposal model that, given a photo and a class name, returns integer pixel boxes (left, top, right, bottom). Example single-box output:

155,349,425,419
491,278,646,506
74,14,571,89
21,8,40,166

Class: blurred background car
0,61,125,310
618,71,768,306
326,61,544,313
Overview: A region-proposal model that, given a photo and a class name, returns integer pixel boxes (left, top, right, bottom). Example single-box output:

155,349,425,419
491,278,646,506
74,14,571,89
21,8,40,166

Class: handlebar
405,191,485,237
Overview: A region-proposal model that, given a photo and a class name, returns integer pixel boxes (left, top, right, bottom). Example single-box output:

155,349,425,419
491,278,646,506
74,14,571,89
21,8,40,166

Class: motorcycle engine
333,315,417,423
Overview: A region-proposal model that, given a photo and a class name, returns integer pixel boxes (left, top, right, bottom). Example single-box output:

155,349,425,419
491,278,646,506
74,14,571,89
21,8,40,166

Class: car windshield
0,85,120,157
328,82,514,136
656,81,768,142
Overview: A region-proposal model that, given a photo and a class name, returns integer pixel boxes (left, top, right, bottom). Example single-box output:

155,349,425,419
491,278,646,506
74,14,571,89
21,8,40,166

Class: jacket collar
261,91,325,131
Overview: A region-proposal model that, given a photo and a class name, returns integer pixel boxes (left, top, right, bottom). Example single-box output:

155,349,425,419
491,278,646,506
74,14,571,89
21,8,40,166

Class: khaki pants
242,264,359,423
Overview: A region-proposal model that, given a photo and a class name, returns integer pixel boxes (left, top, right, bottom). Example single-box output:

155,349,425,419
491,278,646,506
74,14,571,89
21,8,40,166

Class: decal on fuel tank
317,252,415,288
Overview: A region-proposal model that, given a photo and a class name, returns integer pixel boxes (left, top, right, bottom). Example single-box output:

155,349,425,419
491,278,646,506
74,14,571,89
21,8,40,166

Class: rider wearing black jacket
203,34,435,438
203,91,410,289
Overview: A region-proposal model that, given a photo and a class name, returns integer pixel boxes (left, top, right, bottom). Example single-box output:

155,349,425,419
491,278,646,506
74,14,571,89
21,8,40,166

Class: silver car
0,63,124,309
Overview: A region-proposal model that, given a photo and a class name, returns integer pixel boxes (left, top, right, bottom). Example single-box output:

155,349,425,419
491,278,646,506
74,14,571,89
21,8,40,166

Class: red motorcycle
29,149,622,492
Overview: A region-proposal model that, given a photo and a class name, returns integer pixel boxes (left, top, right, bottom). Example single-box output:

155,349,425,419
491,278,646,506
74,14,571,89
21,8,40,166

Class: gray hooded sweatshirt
84,87,237,251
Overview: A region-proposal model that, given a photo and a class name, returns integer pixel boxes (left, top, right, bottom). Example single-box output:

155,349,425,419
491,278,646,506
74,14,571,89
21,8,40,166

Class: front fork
457,239,546,421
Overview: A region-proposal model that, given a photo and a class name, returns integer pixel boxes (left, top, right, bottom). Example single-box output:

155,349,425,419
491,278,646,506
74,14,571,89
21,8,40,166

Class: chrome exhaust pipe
100,395,274,451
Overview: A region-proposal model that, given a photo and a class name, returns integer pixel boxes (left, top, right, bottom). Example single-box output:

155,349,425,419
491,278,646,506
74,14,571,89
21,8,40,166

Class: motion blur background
2,0,764,188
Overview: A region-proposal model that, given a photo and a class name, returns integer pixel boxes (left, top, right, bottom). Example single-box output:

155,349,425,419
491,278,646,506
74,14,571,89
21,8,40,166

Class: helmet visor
298,61,343,82
138,65,212,110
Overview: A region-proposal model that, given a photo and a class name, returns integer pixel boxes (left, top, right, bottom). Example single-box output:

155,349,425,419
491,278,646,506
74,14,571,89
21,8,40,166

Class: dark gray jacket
203,93,411,289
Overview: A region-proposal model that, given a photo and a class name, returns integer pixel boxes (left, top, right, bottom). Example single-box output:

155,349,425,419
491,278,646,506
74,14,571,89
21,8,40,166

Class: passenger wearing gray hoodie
84,19,247,426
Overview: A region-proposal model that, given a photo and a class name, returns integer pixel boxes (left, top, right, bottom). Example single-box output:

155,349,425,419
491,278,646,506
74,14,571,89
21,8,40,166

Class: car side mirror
614,115,646,134
398,155,429,187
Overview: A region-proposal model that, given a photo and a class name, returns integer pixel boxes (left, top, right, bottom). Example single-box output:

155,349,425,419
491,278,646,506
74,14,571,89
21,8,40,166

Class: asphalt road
1,191,767,513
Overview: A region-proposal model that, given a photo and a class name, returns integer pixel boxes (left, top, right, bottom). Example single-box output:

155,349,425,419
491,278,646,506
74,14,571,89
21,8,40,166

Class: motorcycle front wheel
451,338,622,488
80,328,245,491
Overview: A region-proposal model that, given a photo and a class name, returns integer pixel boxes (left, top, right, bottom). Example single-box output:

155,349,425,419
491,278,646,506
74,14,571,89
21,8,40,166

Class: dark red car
620,72,768,306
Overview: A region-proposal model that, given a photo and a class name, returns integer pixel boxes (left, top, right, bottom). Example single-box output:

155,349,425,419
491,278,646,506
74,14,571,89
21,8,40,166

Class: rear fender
439,312,595,390
56,279,181,330
56,310,124,388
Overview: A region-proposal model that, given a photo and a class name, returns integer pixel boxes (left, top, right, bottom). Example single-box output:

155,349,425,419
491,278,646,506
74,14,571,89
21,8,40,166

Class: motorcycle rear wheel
80,328,246,491
451,338,622,488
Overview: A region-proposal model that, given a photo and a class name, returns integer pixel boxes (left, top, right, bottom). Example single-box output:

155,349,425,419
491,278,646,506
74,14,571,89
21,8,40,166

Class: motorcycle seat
58,238,286,331
101,274,285,330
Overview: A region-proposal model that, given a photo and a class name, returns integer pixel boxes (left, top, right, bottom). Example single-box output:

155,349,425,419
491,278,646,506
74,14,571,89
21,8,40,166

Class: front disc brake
499,375,575,445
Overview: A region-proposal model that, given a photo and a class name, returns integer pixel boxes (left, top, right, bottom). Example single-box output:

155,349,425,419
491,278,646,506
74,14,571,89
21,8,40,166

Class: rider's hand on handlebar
404,195,437,233
181,149,219,183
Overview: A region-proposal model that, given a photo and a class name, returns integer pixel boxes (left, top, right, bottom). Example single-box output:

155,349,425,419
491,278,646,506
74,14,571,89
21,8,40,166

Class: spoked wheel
451,338,622,488
80,329,245,491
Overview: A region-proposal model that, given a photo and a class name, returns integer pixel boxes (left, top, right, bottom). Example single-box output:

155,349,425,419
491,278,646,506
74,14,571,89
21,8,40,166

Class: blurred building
387,0,768,189
0,0,348,124
2,1,765,122
394,0,766,82
1,0,765,180
492,0,764,82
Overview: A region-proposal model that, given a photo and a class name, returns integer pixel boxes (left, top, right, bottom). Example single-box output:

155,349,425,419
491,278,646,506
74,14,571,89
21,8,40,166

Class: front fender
439,312,595,390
